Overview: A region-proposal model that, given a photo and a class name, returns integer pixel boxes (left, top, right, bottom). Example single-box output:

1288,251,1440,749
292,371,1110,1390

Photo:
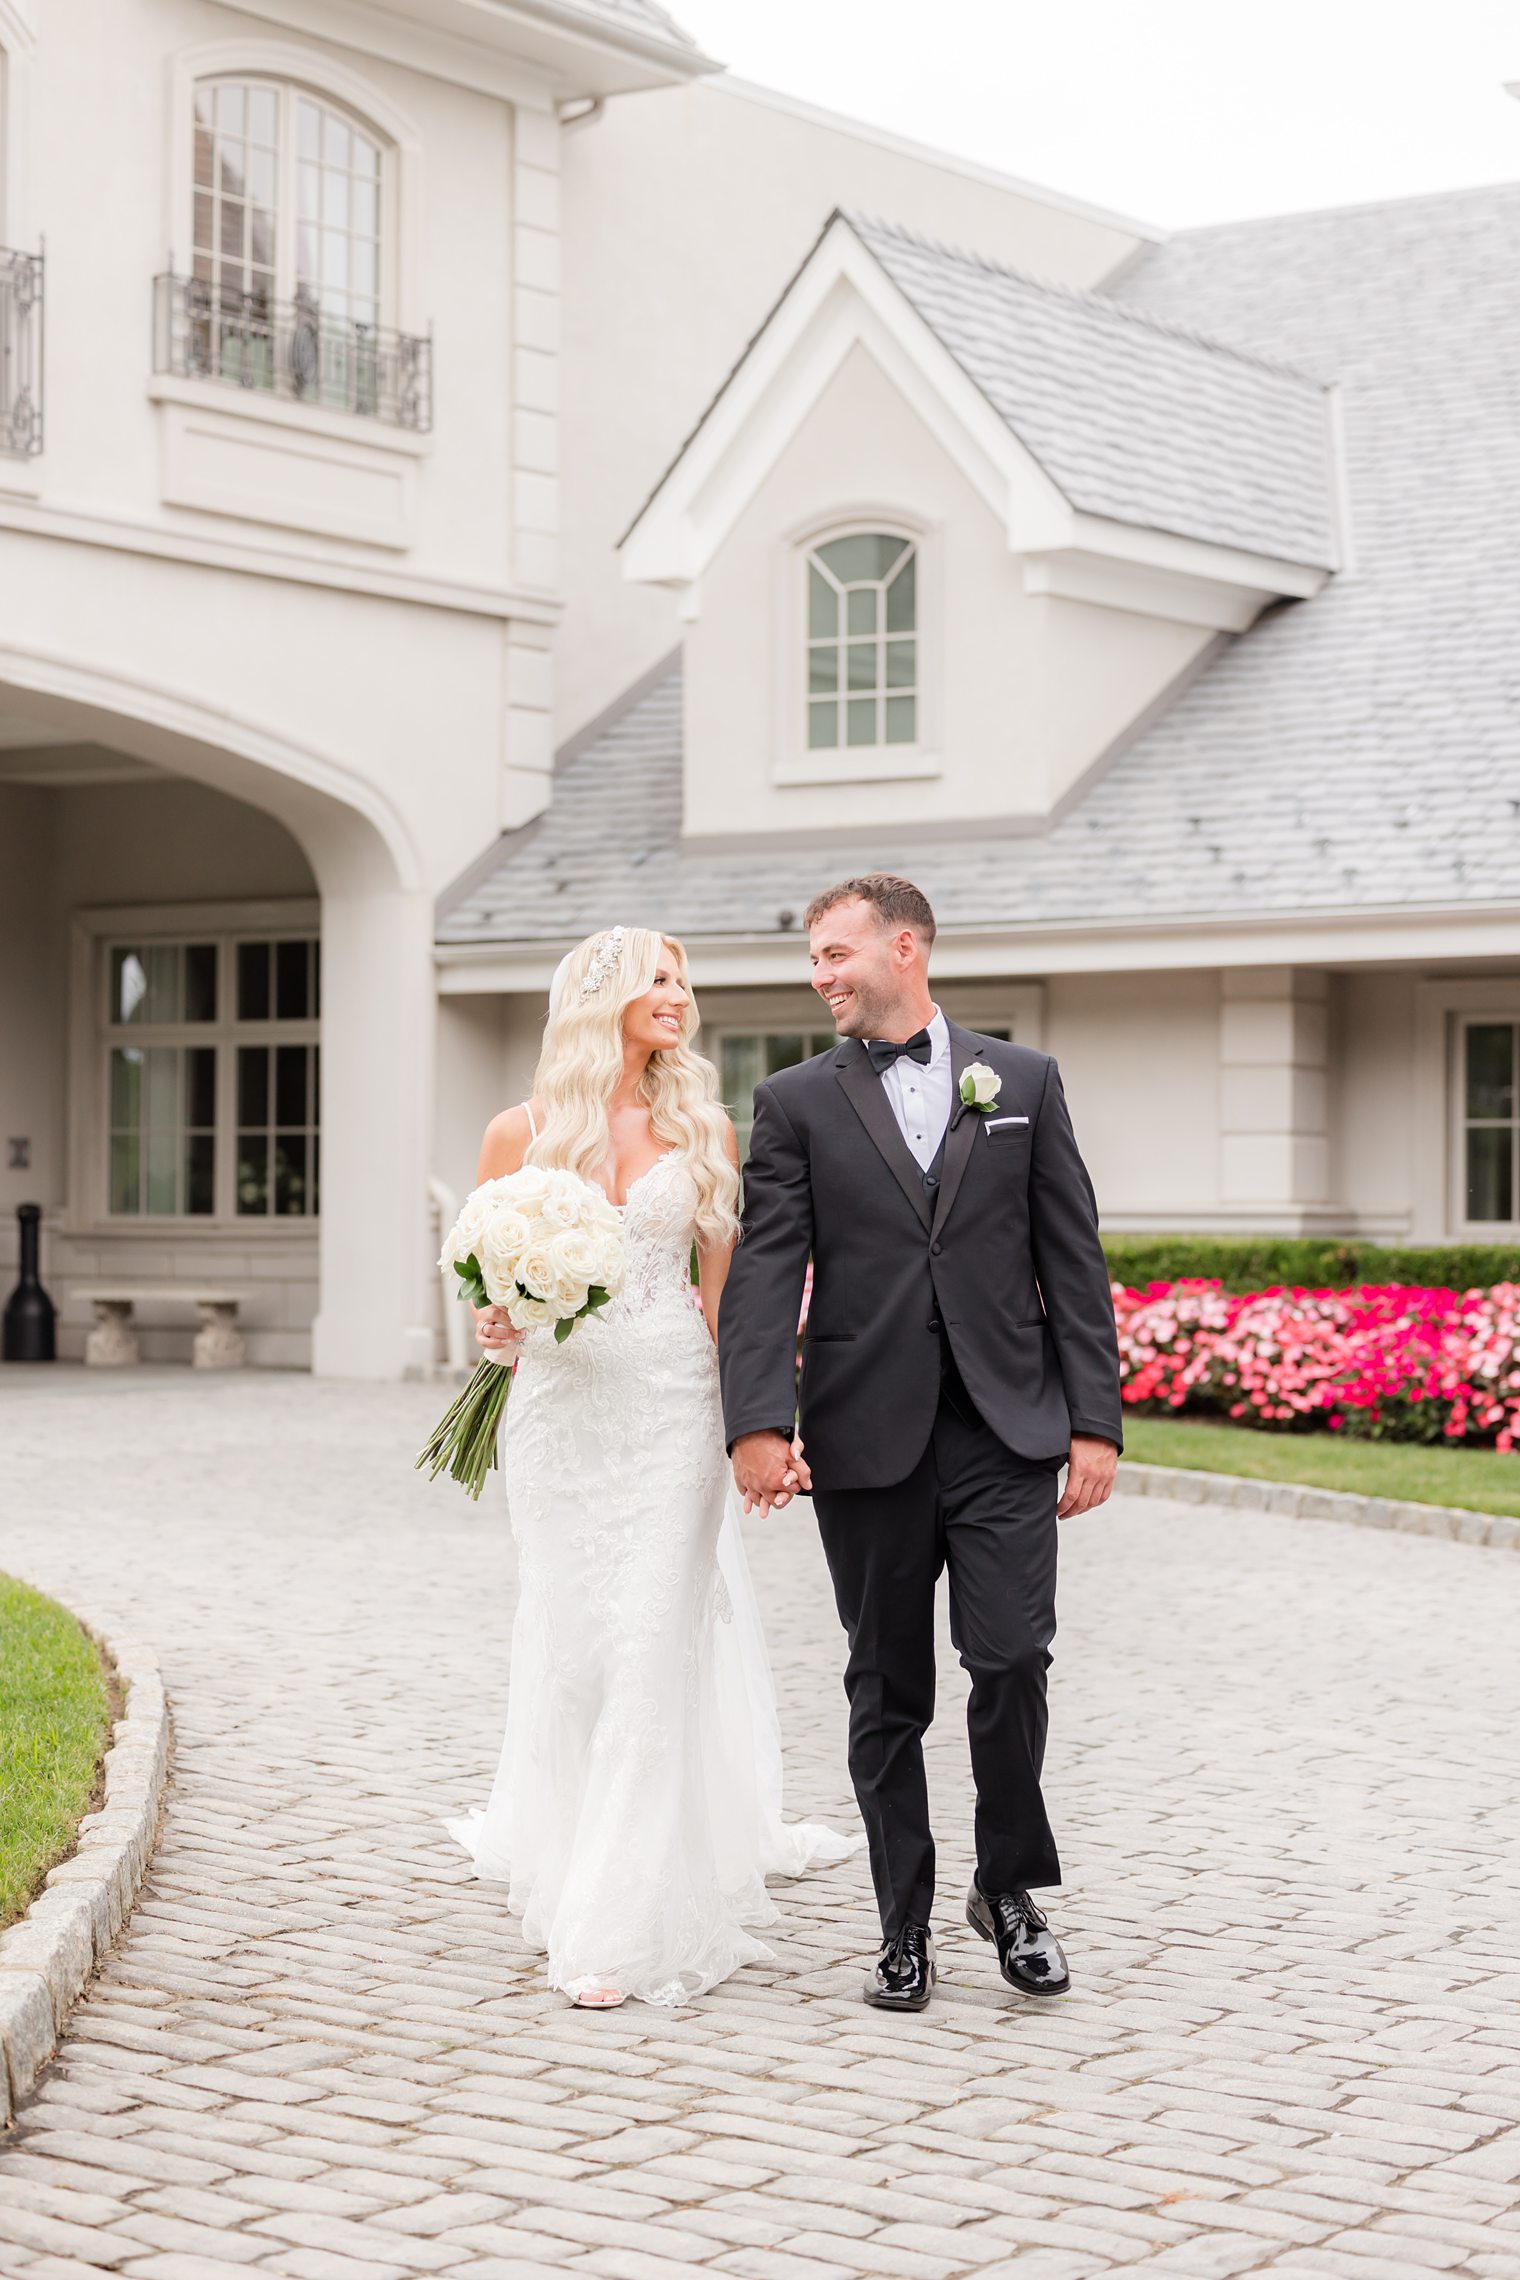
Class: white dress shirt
877,1004,952,1172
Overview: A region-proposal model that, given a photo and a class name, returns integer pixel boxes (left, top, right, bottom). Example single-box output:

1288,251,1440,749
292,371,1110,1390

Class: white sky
670,0,1520,230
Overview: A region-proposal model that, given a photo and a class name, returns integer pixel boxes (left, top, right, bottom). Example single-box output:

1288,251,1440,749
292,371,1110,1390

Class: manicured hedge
1101,1235,1520,1294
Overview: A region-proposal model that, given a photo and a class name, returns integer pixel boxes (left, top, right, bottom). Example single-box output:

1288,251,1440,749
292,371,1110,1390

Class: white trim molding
621,212,1332,636
774,509,941,787
1412,976,1520,1243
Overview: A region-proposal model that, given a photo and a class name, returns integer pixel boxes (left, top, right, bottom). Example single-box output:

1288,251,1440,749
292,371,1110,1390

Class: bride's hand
473,1304,522,1353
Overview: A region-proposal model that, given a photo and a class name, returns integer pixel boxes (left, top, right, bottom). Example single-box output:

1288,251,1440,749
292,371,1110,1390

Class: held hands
1058,1433,1118,1519
732,1430,812,1517
473,1303,523,1355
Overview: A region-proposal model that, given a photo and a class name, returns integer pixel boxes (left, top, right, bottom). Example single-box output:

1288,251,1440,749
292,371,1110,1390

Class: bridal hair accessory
579,927,626,999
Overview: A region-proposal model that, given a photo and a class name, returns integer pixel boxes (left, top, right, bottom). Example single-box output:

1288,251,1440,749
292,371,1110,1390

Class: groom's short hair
804,874,937,949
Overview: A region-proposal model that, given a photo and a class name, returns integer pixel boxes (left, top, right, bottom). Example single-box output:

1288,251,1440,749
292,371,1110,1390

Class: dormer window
806,532,918,751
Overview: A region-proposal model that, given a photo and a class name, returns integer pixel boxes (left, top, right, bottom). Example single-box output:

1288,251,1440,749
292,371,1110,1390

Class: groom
719,874,1122,2012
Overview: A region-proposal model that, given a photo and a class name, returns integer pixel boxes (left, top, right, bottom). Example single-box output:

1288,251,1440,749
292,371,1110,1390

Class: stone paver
1,1368,1518,2280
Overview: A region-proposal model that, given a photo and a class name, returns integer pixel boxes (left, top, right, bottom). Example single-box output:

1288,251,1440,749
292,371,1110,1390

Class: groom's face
809,898,904,1038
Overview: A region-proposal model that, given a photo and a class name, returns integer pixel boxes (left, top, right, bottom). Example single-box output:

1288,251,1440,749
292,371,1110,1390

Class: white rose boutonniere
959,1062,1002,1114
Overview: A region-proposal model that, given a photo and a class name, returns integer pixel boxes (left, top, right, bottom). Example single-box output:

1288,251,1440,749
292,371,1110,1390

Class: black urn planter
4,1203,57,1363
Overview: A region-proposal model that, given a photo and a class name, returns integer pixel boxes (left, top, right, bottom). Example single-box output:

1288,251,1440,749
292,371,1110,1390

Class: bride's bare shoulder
477,1099,543,1180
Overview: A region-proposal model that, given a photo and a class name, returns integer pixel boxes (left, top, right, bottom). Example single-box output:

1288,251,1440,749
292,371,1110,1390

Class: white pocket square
985,1115,1029,1131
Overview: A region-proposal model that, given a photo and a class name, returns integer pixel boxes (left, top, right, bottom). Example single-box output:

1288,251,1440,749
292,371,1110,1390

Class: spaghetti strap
523,1099,539,1142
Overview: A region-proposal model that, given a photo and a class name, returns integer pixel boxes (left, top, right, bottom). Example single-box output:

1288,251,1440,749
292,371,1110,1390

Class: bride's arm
695,1119,742,1346
470,1102,540,1352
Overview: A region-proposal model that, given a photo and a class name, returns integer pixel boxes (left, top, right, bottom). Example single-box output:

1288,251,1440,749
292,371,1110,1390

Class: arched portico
0,655,437,1380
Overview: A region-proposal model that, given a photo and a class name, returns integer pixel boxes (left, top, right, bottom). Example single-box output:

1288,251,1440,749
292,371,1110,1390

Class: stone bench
74,1287,246,1370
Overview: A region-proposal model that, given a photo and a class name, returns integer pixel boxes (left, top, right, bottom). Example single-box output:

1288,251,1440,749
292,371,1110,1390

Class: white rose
477,1211,533,1303
506,1290,552,1332
549,1228,601,1294
961,1062,1002,1109
515,1245,557,1301
593,1237,625,1297
507,1164,549,1206
538,1185,580,1230
438,1188,492,1272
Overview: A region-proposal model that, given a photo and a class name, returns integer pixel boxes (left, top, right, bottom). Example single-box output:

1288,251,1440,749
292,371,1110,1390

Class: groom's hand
732,1430,809,1516
1058,1434,1118,1518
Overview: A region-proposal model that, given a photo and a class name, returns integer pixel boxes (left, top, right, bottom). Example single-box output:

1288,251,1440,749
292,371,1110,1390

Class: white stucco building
3,0,1517,1375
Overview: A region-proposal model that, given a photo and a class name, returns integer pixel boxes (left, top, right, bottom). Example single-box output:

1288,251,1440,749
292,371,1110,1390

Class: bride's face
623,951,690,1056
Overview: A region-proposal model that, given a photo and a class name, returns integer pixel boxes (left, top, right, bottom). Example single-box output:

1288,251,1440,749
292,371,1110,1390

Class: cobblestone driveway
1,1370,1518,2280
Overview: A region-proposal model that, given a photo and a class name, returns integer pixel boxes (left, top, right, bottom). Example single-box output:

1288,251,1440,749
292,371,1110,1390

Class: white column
310,883,436,1380
1219,967,1335,1227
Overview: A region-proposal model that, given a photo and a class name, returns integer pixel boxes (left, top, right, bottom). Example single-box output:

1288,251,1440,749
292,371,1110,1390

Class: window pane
312,941,321,1019
110,1047,143,1126
275,940,310,1020
885,639,915,689
112,949,148,1024
808,700,838,749
247,84,278,147
275,1134,309,1215
217,82,245,137
846,588,877,637
323,111,351,170
146,1130,178,1216
846,698,877,747
765,1035,807,1075
807,564,837,638
237,941,271,1020
185,1133,215,1216
185,944,218,1022
817,533,907,584
144,1045,180,1132
1466,1024,1515,1120
808,644,838,695
144,945,181,1023
186,1046,216,1130
275,1043,308,1126
1467,1126,1514,1223
885,695,917,745
109,1135,141,1216
237,1134,269,1215
886,550,916,634
298,97,320,160
846,641,877,692
194,190,214,249
721,1036,765,1112
238,1045,269,1127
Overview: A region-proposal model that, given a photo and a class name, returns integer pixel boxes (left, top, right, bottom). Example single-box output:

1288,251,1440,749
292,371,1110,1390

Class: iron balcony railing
0,246,44,458
153,273,432,434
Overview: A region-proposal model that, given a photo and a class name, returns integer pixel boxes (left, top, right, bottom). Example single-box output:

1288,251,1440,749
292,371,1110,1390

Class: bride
446,924,855,2008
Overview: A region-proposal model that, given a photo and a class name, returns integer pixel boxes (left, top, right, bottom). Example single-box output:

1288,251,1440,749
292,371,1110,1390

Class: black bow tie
866,1030,933,1073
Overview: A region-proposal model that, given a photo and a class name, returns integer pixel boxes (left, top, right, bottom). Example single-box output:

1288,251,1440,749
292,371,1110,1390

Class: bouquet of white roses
416,1166,625,1498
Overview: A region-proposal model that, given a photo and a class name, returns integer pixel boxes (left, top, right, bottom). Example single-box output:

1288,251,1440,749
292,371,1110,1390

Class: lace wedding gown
446,1150,856,2005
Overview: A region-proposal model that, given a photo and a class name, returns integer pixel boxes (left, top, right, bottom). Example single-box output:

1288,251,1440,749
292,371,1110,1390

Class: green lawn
0,1574,114,1931
1122,1415,1520,1517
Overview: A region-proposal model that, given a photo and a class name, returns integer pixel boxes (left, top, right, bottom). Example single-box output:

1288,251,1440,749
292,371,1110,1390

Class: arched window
192,78,383,332
806,532,918,751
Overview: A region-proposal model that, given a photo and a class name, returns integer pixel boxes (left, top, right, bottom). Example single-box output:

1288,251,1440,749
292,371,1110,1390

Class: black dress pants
812,1374,1063,1937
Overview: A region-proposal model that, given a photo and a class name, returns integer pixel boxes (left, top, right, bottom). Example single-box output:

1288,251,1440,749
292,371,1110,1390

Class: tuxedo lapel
835,1042,933,1232
930,1025,983,1239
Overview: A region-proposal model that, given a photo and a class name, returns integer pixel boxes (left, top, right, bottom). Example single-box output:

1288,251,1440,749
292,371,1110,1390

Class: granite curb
0,1614,170,2125
1118,1457,1519,1548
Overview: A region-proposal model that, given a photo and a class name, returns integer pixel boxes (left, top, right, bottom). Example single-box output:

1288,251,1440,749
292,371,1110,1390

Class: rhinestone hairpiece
578,927,625,999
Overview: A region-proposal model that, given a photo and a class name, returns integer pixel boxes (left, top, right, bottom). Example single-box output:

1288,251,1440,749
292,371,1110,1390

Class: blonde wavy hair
529,926,739,1251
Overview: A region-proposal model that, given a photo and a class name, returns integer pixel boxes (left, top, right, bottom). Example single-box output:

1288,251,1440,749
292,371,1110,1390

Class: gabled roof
442,183,1520,952
622,208,1337,579
848,212,1336,568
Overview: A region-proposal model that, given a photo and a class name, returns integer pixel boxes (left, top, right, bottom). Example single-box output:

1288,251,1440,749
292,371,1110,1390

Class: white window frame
1451,1010,1520,1235
165,39,425,353
68,899,321,1238
1411,979,1520,1239
774,511,942,788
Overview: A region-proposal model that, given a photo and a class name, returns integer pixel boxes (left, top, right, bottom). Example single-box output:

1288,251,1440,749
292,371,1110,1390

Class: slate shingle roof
548,0,701,55
441,182,1520,949
847,213,1336,568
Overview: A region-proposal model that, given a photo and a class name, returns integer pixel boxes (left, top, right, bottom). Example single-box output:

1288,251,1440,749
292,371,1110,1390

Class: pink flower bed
1115,1280,1520,1449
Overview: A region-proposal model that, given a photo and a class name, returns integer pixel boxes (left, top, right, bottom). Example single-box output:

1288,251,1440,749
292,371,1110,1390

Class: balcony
1,247,44,457
152,274,432,435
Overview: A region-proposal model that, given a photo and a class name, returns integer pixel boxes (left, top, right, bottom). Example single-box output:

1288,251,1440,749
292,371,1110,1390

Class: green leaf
554,1317,576,1344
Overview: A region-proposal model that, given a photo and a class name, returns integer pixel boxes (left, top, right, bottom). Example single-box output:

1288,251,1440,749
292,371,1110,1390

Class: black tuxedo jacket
718,1022,1123,1492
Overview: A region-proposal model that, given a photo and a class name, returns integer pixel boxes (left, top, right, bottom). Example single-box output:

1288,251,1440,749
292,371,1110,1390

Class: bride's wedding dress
446,1149,855,2005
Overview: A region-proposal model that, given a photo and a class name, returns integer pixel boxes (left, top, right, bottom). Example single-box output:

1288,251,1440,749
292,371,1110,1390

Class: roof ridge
842,207,1330,392
1167,173,1520,240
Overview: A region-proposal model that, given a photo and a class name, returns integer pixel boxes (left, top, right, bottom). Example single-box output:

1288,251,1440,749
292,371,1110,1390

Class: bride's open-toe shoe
571,1986,627,2009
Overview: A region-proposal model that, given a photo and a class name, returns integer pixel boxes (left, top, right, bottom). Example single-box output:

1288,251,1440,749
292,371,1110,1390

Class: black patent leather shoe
863,1922,936,2011
966,1880,1070,1996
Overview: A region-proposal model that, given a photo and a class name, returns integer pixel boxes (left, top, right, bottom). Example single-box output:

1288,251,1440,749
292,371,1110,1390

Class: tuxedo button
927,1318,941,1332
931,1241,942,1255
